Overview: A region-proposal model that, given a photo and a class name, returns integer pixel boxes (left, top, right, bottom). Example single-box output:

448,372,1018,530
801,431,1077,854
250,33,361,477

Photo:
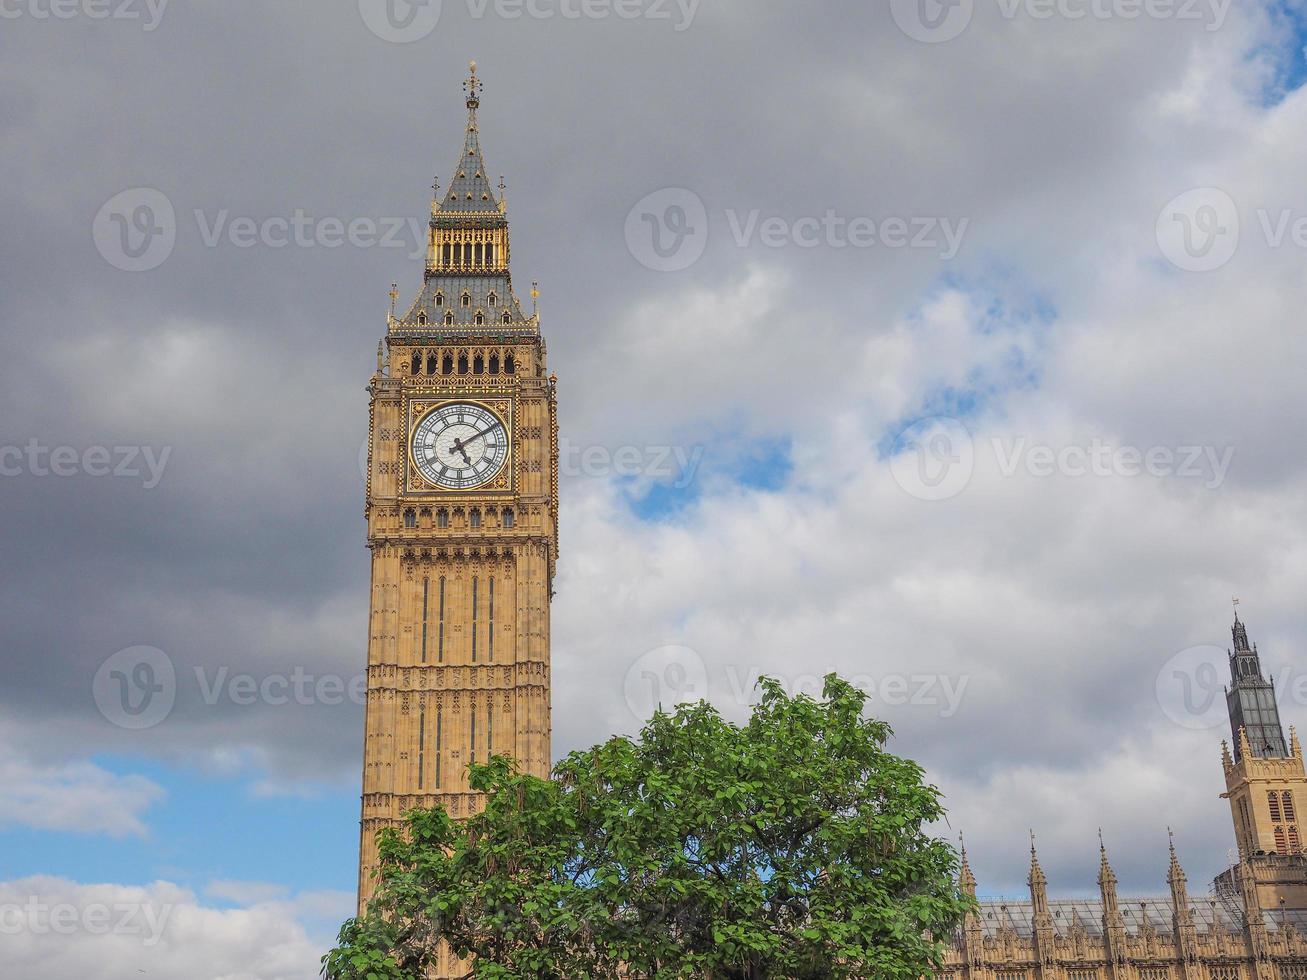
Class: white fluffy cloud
0,877,348,980
0,737,164,839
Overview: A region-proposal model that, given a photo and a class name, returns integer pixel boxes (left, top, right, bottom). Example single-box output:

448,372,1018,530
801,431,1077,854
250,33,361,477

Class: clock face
411,402,510,490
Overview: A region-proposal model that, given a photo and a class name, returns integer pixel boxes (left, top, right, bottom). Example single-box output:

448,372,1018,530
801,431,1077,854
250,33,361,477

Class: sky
4,0,1307,976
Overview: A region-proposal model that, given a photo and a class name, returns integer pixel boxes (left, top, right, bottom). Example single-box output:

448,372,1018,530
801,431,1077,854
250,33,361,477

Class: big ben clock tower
357,63,558,915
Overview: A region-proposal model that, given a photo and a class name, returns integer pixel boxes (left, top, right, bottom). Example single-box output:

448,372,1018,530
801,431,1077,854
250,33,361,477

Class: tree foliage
323,674,970,979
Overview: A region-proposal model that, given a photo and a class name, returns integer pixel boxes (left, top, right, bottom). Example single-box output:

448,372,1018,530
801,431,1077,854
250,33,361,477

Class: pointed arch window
444,312,454,326
435,291,444,307
502,311,511,324
473,353,484,373
504,353,515,374
1271,792,1284,822
436,508,449,529
417,702,426,789
458,353,469,375
502,508,514,529
437,575,445,661
471,576,479,663
469,508,481,529
1285,791,1298,822
485,243,495,266
426,354,437,375
410,352,421,375
489,354,500,374
487,292,497,306
435,705,443,786
474,312,484,326
442,353,454,375
403,508,417,529
420,576,430,664
417,311,427,325
461,292,471,308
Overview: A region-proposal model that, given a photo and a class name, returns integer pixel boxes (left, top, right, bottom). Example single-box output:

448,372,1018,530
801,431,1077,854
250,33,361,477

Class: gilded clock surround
406,398,515,494
357,67,557,980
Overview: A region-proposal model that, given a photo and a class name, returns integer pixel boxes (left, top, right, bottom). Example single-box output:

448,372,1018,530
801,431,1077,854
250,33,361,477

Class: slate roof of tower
401,274,528,329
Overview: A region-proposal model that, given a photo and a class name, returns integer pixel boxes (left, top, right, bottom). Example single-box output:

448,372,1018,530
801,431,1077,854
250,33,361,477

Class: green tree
323,674,970,980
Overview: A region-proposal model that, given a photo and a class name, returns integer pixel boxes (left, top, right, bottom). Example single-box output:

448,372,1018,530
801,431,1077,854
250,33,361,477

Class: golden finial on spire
389,281,398,319
464,60,481,110
531,279,540,319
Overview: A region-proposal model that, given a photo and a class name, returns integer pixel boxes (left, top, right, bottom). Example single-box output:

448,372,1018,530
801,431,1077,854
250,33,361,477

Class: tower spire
1027,830,1049,916
438,60,499,214
404,60,527,326
1226,606,1287,760
958,833,976,898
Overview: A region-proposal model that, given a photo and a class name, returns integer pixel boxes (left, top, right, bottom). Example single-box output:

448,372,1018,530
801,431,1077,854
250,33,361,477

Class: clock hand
448,439,472,465
460,421,504,449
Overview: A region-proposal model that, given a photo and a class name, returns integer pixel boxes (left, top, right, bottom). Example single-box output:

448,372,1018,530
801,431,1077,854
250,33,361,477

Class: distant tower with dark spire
1217,607,1307,911
1226,607,1288,760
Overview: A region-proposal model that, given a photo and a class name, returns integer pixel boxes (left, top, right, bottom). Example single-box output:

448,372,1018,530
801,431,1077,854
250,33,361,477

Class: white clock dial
411,403,510,490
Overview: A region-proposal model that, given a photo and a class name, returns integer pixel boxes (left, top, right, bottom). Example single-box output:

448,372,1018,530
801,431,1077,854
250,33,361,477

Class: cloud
0,877,347,980
0,739,164,839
